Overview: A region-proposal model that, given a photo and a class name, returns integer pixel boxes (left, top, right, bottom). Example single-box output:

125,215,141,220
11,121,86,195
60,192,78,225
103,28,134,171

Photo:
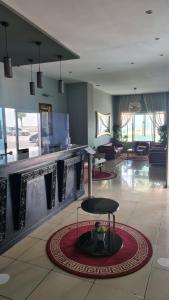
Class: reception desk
0,145,86,254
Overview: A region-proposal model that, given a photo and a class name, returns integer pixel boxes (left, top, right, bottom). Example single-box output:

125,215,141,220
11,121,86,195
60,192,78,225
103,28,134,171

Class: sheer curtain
119,95,134,128
143,93,166,129
121,112,133,128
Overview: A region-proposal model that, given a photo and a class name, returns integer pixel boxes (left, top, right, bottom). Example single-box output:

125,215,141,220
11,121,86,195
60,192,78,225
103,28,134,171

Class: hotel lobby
0,1,169,300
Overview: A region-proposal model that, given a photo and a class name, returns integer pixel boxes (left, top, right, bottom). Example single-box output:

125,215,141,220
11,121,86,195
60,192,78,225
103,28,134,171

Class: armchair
134,141,150,155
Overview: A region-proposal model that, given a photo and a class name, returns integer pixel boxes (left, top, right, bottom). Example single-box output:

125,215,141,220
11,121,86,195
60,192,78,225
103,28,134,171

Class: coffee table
76,198,123,256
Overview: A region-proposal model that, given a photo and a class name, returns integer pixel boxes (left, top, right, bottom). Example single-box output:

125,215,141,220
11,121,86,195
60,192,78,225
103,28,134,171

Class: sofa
98,142,124,160
133,141,150,155
149,144,166,165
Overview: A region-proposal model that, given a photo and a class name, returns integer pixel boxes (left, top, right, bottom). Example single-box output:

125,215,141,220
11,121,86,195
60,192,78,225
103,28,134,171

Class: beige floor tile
95,262,152,297
145,267,169,300
0,260,49,300
2,237,39,259
0,296,13,300
29,222,59,240
0,256,14,272
52,264,94,283
27,271,92,300
86,283,143,300
18,240,54,270
153,243,169,271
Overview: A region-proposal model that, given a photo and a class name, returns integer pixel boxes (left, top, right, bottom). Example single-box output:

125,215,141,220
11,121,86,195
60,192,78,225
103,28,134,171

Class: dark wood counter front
0,145,86,254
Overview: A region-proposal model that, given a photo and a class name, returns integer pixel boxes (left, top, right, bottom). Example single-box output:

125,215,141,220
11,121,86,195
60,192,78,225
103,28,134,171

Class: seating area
149,144,166,165
98,142,124,160
97,141,166,165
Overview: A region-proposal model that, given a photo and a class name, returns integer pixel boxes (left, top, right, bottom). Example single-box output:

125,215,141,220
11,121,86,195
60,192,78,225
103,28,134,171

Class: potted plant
158,124,167,147
94,221,107,241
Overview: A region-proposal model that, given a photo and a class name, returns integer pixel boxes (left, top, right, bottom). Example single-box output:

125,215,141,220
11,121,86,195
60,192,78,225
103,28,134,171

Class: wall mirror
96,112,111,137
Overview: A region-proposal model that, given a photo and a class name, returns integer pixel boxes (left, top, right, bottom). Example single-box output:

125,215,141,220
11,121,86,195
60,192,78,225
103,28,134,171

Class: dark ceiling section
0,2,79,66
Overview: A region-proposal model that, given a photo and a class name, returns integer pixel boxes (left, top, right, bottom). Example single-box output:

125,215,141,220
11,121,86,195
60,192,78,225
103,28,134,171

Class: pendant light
0,21,13,78
28,59,35,95
58,55,64,94
128,87,141,113
35,41,43,88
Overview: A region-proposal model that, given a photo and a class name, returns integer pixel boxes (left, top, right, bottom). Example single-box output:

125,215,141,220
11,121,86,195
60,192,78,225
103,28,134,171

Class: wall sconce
35,41,43,88
58,55,64,94
28,59,35,95
0,21,13,78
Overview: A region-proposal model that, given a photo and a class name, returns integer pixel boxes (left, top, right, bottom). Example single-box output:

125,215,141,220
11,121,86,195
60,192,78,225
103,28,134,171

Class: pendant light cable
4,25,8,57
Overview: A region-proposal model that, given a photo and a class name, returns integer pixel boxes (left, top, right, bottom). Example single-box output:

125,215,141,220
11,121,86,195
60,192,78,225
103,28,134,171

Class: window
5,108,17,160
17,112,40,158
121,112,165,142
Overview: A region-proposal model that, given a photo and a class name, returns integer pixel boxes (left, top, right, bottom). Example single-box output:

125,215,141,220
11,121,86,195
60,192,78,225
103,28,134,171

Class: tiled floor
1,159,169,300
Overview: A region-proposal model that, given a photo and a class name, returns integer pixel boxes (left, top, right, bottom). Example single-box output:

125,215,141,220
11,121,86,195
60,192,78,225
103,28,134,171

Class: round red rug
46,220,153,279
93,169,117,180
84,168,117,181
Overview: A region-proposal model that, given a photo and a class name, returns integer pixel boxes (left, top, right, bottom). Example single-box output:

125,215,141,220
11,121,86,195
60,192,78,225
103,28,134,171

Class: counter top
0,144,87,176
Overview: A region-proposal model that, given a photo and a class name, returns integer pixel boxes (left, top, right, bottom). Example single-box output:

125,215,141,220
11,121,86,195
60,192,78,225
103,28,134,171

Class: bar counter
0,145,86,254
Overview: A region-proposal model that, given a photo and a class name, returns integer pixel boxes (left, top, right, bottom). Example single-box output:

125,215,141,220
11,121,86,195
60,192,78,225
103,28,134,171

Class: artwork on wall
96,112,111,137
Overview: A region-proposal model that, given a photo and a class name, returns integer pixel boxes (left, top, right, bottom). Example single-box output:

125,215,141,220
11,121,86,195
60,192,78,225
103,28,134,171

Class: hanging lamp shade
58,55,64,94
35,41,43,88
0,21,13,78
128,88,141,112
28,59,35,95
58,79,64,94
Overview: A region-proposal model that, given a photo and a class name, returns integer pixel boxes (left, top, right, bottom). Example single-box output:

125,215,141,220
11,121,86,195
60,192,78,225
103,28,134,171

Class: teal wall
0,63,114,148
87,83,113,148
67,82,88,145
67,82,113,147
0,63,68,113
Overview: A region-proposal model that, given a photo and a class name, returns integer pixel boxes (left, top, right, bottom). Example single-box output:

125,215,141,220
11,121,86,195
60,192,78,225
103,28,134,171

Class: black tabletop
81,197,119,214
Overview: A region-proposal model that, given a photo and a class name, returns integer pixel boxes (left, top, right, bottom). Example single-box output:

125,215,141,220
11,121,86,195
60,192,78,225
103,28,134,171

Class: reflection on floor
0,160,169,300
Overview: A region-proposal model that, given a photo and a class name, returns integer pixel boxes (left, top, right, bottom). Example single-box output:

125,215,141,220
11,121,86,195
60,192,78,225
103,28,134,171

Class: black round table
76,197,123,257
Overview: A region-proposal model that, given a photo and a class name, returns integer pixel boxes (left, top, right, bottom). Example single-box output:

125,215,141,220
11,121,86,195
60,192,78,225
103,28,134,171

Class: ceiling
2,0,169,95
0,2,79,65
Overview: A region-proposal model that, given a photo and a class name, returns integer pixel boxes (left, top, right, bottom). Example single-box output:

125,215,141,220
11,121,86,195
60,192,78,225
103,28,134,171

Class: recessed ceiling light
160,54,164,56
130,62,135,65
155,37,160,40
97,67,102,70
145,9,153,14
68,71,72,74
96,84,100,87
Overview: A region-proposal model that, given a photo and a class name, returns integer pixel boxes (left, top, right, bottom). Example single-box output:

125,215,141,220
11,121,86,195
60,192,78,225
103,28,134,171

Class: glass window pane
17,112,40,158
121,113,132,142
145,114,153,141
5,108,17,162
134,114,145,141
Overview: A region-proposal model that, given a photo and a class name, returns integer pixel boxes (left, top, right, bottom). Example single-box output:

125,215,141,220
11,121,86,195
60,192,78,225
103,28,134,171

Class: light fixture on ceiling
35,41,43,88
130,62,135,65
97,67,102,70
28,59,35,95
96,84,100,87
145,9,153,14
0,21,13,78
160,54,164,56
155,37,160,40
128,88,141,113
58,55,64,94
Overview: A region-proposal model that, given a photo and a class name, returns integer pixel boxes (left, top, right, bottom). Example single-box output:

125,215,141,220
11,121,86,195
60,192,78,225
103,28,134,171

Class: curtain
118,95,139,128
120,112,133,128
143,93,166,129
